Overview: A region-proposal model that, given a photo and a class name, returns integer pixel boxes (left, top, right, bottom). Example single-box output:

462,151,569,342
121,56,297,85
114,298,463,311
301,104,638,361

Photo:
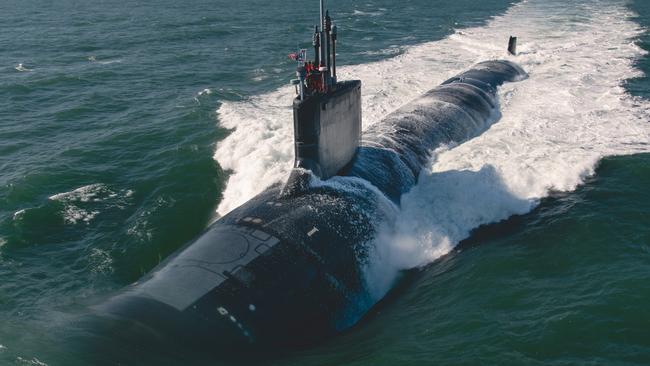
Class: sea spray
215,0,650,301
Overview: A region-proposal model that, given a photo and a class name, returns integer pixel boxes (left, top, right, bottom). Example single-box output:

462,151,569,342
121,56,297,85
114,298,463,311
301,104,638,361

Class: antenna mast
317,0,334,89
319,0,326,69
291,0,338,96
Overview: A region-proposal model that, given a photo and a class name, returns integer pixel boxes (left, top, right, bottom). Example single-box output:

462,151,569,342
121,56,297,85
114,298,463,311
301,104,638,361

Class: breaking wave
14,63,32,72
10,184,135,226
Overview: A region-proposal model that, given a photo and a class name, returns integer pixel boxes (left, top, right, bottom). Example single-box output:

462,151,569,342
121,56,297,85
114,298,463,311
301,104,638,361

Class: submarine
95,1,527,351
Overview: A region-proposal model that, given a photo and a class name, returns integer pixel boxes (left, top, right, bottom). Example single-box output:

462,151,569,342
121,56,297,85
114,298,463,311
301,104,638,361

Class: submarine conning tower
289,0,361,181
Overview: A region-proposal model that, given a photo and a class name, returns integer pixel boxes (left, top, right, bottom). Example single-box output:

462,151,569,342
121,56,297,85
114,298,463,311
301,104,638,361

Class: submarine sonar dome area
1,0,650,365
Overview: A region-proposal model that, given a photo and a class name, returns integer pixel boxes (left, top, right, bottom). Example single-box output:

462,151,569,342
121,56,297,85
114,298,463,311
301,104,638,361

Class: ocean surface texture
1,0,649,365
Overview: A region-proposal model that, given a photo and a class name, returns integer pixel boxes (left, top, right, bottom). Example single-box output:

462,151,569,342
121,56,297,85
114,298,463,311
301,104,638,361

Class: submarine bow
96,59,527,350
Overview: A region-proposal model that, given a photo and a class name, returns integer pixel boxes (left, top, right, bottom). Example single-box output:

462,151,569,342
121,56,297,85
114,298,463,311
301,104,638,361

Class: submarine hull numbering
96,60,527,350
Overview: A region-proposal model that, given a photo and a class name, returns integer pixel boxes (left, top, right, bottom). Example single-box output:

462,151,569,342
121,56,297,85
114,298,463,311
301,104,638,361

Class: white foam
48,184,134,225
97,59,122,65
361,46,404,57
61,206,99,225
15,63,32,72
214,0,650,298
367,0,650,299
48,183,108,202
198,88,212,96
352,9,384,17
87,56,122,65
50,184,102,223
16,357,48,366
13,209,26,221
213,35,467,213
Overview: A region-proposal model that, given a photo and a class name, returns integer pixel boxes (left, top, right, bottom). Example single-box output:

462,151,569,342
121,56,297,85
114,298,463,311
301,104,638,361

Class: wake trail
214,0,650,297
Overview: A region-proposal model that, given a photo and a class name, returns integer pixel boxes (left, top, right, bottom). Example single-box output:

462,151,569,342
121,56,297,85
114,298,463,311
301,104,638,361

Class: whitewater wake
215,0,650,298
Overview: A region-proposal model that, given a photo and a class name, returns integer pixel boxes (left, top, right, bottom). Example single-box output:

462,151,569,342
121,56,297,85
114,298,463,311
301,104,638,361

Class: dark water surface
1,0,649,364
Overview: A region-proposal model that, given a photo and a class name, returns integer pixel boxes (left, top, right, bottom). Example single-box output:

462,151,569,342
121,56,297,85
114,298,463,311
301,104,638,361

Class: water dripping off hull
94,60,527,349
94,183,378,350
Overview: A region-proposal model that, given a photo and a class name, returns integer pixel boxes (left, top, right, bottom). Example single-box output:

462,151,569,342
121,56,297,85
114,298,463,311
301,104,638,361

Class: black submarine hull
96,60,527,349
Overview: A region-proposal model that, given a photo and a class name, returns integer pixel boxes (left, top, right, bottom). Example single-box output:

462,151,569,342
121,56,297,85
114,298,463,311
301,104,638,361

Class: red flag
288,49,307,62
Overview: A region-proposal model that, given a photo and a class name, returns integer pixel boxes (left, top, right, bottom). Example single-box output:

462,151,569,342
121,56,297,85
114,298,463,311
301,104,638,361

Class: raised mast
331,24,337,84
290,0,339,96
313,26,320,67
325,10,332,87
319,0,326,69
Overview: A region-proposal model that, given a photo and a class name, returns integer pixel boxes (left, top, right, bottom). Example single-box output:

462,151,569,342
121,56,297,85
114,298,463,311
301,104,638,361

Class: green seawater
1,0,649,364
284,153,650,366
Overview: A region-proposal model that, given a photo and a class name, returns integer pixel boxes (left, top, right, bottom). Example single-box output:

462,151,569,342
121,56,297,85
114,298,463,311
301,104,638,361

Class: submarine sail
94,1,528,351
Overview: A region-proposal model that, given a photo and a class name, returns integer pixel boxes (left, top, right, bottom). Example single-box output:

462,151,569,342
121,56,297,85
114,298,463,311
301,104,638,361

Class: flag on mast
288,49,307,62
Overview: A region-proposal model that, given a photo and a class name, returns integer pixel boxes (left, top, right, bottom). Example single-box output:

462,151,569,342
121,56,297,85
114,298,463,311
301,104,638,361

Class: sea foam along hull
96,60,527,350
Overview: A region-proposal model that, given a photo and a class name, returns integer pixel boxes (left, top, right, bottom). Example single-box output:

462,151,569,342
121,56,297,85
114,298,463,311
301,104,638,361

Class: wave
352,9,385,17
48,183,111,203
197,88,212,96
43,184,133,225
214,0,650,298
87,55,123,65
14,63,32,72
15,357,48,366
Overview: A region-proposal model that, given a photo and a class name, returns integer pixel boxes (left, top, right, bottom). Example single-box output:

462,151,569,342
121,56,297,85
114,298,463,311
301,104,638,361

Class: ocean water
1,0,649,365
